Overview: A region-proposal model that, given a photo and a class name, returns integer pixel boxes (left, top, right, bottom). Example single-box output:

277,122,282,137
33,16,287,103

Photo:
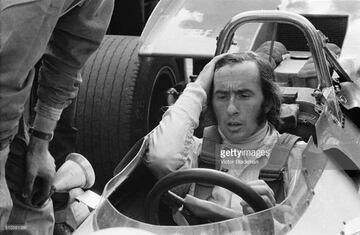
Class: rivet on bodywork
338,95,347,104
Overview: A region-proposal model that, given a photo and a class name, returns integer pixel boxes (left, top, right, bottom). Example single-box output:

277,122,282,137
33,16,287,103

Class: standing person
0,0,114,234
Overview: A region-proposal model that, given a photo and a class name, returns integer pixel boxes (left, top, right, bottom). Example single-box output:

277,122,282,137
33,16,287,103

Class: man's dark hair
210,51,282,129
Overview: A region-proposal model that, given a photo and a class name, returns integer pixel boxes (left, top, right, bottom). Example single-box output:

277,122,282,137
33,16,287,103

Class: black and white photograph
1,0,360,234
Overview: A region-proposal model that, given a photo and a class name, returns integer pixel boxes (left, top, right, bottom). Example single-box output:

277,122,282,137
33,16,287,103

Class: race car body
75,0,360,190
72,2,360,234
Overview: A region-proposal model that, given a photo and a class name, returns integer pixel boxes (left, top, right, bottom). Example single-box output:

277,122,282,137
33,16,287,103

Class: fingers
250,185,276,206
211,52,232,62
261,195,275,208
23,149,55,207
23,171,36,205
32,161,55,206
195,53,231,94
184,194,242,222
240,180,276,214
32,177,53,206
240,197,273,215
247,180,276,205
201,53,231,74
241,204,255,215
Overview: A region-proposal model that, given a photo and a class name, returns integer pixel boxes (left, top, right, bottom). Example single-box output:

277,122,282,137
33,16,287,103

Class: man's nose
226,96,239,116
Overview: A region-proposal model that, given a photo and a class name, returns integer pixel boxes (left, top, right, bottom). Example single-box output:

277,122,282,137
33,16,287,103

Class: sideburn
257,101,268,126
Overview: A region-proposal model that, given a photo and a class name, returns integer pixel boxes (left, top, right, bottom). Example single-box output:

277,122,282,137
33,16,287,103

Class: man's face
212,61,265,143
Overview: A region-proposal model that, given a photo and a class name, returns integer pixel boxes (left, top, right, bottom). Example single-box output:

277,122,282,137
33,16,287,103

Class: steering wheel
145,168,272,225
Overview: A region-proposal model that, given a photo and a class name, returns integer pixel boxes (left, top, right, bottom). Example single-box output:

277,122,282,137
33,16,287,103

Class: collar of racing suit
216,121,279,161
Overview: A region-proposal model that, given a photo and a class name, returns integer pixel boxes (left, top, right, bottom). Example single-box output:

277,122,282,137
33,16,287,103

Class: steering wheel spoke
164,190,185,209
145,168,273,227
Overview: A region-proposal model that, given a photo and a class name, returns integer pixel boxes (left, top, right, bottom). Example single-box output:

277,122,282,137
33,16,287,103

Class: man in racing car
0,0,113,234
145,52,306,223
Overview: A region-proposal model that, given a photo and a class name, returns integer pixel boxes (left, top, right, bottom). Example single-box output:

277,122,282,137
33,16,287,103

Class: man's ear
201,105,217,126
264,100,272,114
202,79,217,126
194,105,217,137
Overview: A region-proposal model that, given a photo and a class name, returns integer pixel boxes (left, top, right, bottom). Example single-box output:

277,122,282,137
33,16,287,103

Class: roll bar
215,10,332,90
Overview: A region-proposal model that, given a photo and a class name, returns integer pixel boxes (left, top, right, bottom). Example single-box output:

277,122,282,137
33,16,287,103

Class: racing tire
75,35,180,190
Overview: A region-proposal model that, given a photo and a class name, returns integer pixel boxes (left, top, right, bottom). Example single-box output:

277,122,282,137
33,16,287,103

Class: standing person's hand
22,137,55,207
194,53,229,95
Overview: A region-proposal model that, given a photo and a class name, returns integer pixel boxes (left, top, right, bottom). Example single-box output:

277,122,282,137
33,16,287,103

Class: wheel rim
147,65,177,131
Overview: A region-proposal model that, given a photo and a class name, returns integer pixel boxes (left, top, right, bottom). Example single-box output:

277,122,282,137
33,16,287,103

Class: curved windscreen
139,0,281,57
90,138,327,234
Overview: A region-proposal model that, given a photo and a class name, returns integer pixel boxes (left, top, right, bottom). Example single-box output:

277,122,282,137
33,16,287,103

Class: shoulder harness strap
195,126,221,200
260,133,301,203
198,125,222,170
259,133,301,180
196,129,301,202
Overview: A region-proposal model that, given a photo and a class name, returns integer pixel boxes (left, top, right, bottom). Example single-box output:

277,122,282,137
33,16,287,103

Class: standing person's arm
23,0,114,206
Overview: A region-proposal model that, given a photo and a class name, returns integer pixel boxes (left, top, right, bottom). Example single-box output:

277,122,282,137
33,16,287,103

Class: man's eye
215,93,228,99
238,93,251,98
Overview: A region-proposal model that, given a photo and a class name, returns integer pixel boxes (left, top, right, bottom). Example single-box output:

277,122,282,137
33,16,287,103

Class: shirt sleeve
144,82,207,179
37,0,114,114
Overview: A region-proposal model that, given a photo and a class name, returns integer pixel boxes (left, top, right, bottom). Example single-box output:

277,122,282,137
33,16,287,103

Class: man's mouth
227,121,242,131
